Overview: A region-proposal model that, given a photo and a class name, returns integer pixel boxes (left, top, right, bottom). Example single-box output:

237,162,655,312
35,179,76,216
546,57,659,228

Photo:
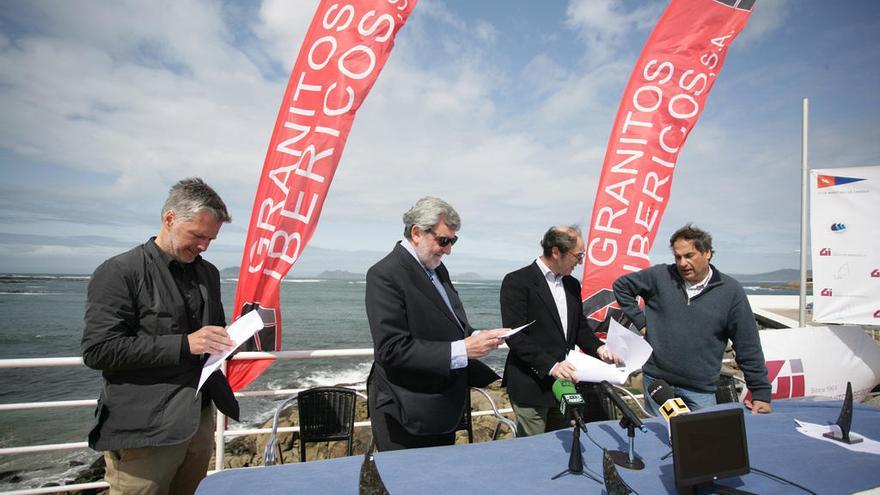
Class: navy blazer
500,262,603,408
365,242,494,435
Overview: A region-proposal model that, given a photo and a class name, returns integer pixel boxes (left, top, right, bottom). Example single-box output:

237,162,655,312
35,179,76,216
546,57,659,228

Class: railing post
215,361,226,472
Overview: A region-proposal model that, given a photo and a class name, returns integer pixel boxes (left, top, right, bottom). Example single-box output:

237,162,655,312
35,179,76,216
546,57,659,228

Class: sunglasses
567,250,586,262
425,228,458,247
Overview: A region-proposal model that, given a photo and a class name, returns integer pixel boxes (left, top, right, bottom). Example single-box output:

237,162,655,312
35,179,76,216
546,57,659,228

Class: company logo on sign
817,174,866,189
238,303,279,351
875,310,880,319
819,248,832,256
830,222,847,233
820,288,833,296
766,359,806,400
871,269,880,278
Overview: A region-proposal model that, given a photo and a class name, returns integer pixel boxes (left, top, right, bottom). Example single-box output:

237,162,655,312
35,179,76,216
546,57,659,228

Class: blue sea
0,273,796,490
0,273,509,490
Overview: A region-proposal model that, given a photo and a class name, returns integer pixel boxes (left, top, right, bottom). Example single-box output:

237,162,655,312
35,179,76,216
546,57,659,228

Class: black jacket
81,239,238,451
365,242,496,435
501,262,603,408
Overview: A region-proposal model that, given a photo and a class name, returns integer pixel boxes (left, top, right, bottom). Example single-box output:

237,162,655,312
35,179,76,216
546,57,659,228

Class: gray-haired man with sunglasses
365,196,509,451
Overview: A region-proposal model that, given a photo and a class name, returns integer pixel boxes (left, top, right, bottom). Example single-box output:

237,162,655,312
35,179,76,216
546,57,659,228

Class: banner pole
799,97,809,327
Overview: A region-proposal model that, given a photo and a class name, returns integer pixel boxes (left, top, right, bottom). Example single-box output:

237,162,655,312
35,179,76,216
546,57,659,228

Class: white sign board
810,165,880,325
754,326,880,402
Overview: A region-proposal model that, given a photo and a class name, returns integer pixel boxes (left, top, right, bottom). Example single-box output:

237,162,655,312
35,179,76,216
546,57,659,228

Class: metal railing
0,349,516,495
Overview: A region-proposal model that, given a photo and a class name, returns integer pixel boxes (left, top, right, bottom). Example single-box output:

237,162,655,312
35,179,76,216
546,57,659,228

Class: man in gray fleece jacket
613,224,772,415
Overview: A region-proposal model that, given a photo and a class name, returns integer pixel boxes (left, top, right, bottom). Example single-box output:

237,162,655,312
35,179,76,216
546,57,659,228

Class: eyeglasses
425,228,458,247
567,250,586,262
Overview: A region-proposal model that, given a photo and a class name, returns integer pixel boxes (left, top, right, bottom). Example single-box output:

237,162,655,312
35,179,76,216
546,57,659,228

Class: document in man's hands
566,317,652,385
197,310,264,392
501,320,535,339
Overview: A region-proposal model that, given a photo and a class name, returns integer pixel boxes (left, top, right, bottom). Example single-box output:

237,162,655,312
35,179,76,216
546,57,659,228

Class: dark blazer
501,262,603,408
365,242,495,435
82,239,238,451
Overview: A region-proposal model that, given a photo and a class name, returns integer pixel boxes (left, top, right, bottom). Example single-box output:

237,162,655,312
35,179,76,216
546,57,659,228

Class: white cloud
256,0,321,71
1,0,878,276
738,0,792,44
564,0,663,67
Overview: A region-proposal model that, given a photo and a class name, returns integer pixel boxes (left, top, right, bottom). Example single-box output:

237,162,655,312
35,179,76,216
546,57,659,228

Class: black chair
601,382,652,419
716,370,746,404
455,387,517,442
264,386,357,465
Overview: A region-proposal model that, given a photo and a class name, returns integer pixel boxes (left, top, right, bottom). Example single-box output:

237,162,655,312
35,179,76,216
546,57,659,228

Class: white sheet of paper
793,419,880,454
501,320,535,339
197,310,264,392
567,317,653,385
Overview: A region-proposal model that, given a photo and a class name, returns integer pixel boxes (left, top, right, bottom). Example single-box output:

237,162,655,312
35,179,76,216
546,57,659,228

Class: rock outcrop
222,383,515,468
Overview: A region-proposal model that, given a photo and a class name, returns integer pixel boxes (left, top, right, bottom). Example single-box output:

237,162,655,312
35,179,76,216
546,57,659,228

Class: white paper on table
793,419,880,454
567,317,653,385
196,310,265,392
501,320,535,339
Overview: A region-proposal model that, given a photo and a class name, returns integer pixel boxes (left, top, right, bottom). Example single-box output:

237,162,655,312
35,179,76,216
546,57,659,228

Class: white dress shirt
536,257,568,339
402,240,468,369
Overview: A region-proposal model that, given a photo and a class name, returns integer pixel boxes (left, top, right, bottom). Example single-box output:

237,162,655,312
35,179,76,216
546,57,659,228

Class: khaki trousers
104,406,215,495
511,401,571,438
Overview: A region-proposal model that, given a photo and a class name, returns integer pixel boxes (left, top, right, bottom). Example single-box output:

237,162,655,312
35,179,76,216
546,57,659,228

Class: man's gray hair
540,225,582,257
402,197,460,239
669,223,713,254
161,177,231,223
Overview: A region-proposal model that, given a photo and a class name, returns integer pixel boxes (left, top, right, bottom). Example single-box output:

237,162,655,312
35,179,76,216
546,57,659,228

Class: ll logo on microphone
659,398,688,421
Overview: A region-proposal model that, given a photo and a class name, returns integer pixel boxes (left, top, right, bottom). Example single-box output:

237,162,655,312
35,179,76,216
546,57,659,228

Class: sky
0,0,878,278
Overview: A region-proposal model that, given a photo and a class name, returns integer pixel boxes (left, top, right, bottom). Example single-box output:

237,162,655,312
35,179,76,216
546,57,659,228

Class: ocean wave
281,279,324,283
0,274,88,281
0,291,55,296
266,362,371,391
0,447,99,491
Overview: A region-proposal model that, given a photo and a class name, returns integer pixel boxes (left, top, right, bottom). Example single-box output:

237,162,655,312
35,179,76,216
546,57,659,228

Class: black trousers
366,373,456,451
368,407,456,452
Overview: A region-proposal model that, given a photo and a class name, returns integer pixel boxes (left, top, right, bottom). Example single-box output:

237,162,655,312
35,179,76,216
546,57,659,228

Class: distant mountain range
220,246,803,284
728,269,809,284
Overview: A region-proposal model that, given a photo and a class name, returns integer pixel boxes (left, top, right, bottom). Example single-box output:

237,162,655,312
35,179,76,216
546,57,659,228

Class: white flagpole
799,98,809,327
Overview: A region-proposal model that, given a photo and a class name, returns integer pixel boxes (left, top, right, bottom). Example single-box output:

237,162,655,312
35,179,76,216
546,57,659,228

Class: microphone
599,381,647,433
647,379,690,424
552,379,588,433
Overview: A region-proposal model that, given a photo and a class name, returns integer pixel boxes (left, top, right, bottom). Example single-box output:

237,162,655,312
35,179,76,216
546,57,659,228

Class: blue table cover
197,400,880,494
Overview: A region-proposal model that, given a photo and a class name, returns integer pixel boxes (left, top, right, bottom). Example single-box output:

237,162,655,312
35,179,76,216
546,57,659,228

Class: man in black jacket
366,196,508,451
82,178,239,495
501,226,622,436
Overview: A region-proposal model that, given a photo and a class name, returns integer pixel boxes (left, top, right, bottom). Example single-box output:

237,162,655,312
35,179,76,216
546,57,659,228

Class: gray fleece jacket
613,263,771,403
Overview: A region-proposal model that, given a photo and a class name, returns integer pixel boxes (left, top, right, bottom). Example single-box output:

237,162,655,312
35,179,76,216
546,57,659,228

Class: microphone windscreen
647,379,675,405
552,379,578,402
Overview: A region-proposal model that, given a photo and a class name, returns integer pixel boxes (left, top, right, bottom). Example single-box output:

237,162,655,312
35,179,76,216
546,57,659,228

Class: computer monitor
670,407,750,494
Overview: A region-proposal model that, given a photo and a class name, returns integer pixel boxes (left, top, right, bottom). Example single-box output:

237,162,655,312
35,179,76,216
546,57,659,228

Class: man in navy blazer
366,197,509,451
501,226,622,436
